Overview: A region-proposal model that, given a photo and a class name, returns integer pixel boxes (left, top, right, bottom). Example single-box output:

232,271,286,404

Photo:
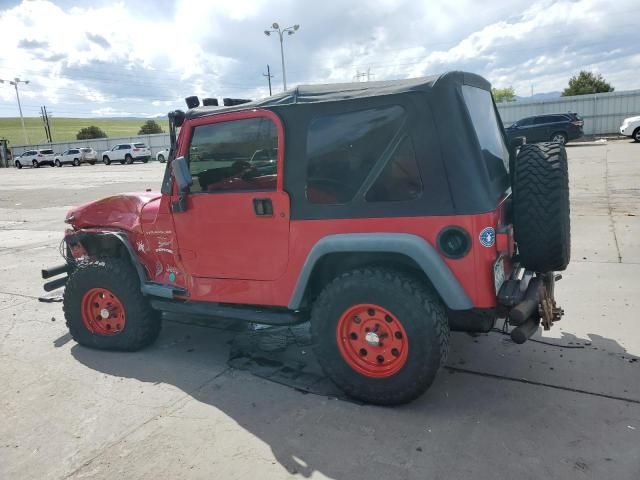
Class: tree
562,71,614,96
492,87,516,103
76,126,107,140
138,120,163,135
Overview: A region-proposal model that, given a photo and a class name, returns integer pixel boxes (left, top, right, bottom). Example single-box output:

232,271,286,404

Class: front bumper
620,125,632,136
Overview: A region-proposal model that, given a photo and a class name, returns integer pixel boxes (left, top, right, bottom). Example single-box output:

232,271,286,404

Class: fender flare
69,230,148,286
287,233,473,310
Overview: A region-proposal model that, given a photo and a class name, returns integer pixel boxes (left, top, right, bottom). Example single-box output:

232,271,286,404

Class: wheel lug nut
376,355,384,363
350,332,358,340
359,348,367,356
391,348,399,357
395,331,402,339
385,315,392,323
353,316,361,324
368,308,375,316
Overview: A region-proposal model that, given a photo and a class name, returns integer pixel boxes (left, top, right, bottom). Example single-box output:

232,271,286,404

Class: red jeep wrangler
43,72,570,405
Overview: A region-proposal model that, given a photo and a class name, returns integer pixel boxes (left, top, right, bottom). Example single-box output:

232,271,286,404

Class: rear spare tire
513,142,570,272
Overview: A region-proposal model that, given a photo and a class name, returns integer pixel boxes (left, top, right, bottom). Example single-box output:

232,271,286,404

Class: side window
518,117,534,126
120,145,130,150
112,145,119,151
366,136,422,202
306,105,405,204
188,117,278,193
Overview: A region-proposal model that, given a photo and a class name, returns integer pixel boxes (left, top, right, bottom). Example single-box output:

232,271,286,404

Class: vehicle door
170,110,290,281
512,116,535,140
60,150,69,162
68,149,79,162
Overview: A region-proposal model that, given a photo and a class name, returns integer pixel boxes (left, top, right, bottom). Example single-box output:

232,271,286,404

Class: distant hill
0,117,169,146
515,91,562,101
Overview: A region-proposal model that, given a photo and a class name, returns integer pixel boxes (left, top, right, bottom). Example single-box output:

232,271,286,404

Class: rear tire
63,258,161,351
550,132,568,144
55,159,62,167
158,154,165,163
633,128,640,142
103,156,111,165
125,154,133,164
32,160,39,168
513,142,571,272
73,158,80,167
15,161,22,169
311,268,449,405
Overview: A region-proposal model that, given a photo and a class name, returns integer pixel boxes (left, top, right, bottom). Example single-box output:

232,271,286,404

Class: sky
0,0,638,118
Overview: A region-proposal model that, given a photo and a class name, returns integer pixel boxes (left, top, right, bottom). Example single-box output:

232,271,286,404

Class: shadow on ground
67,316,640,479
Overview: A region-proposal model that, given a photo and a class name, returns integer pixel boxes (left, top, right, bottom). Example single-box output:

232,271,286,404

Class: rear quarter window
462,85,510,182
306,105,406,204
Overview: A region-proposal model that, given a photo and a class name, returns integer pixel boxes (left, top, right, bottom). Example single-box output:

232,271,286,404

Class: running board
141,282,188,299
150,298,307,326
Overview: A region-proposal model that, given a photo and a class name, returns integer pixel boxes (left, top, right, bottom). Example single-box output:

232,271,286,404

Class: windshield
462,85,510,186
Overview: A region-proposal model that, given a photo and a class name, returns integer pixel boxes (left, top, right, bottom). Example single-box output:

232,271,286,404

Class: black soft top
186,71,491,118
184,71,509,218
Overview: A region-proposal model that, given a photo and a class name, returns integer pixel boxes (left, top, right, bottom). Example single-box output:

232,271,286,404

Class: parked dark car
505,113,583,145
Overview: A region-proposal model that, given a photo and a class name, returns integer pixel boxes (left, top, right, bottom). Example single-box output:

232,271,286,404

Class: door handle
253,198,273,216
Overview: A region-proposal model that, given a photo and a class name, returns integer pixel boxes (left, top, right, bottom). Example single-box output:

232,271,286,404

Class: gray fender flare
71,230,148,286
288,233,473,310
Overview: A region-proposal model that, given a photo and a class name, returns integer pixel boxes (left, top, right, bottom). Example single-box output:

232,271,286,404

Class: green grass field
0,117,169,146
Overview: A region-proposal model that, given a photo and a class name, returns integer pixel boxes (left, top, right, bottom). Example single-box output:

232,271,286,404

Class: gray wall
10,133,170,158
496,89,640,135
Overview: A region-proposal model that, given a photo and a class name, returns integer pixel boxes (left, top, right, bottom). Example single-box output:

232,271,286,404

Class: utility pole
40,106,52,143
264,22,300,91
263,64,274,96
0,77,30,144
354,68,373,82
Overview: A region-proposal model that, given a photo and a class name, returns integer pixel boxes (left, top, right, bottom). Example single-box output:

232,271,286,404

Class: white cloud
0,0,638,118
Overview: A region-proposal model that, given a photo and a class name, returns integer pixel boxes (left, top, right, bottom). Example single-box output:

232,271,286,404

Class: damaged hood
65,192,161,232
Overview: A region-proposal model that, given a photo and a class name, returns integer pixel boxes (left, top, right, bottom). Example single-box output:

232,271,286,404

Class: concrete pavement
1,140,638,479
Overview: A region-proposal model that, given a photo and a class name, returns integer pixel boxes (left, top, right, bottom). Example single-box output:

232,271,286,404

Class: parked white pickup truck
620,115,640,142
101,143,151,165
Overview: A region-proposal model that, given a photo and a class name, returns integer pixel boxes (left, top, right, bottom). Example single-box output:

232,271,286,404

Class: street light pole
1,77,30,144
264,23,300,92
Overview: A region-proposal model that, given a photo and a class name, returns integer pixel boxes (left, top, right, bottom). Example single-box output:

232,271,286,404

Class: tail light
571,120,584,127
133,148,140,152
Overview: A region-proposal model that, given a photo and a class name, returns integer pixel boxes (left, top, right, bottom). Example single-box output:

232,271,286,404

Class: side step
150,298,307,326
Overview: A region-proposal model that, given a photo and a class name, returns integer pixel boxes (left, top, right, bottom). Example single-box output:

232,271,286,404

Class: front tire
15,161,22,169
103,156,111,165
633,128,640,142
311,268,449,405
32,160,39,168
55,159,62,167
158,154,165,163
63,259,161,351
73,158,80,167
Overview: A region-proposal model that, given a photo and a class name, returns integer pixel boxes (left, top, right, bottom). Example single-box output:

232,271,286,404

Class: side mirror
172,156,192,194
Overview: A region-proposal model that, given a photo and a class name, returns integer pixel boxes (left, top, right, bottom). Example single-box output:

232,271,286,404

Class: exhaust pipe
510,316,540,344
509,277,542,325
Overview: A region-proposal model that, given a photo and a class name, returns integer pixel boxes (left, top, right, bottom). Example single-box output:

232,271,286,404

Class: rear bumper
134,155,151,161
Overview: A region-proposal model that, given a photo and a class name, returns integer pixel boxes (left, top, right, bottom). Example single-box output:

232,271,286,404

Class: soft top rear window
462,85,510,185
134,143,146,148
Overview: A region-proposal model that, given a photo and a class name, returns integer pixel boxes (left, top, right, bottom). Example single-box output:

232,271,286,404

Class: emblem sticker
479,227,495,247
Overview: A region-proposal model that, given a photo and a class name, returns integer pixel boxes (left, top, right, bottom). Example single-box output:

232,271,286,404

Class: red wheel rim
81,288,126,336
336,303,409,378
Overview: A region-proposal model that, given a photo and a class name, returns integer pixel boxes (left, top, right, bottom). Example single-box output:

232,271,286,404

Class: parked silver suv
15,149,56,169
